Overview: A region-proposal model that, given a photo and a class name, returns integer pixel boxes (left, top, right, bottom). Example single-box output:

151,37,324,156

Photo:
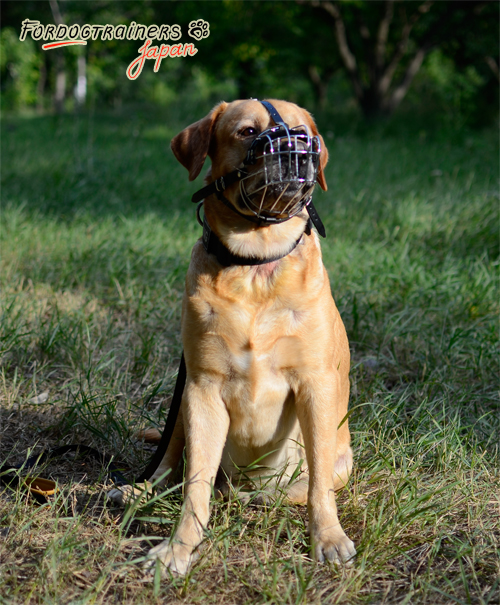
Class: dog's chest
189,284,306,445
194,288,304,373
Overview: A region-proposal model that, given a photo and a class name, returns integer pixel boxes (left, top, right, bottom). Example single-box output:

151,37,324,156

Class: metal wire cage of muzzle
239,125,321,221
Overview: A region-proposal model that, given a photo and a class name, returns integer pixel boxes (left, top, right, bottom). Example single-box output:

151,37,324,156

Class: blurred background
1,0,499,129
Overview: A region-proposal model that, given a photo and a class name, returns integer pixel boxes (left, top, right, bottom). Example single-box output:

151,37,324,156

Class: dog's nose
278,139,294,152
277,137,308,153
277,151,314,181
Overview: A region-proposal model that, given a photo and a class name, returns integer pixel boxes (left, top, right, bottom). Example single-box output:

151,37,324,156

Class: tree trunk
485,56,500,83
49,0,66,114
54,52,66,114
75,54,87,107
37,54,47,112
308,65,332,109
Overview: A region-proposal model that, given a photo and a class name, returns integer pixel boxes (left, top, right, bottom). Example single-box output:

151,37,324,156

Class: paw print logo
188,19,210,40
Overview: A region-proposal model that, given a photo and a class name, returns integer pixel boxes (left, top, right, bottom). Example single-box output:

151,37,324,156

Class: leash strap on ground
135,352,186,483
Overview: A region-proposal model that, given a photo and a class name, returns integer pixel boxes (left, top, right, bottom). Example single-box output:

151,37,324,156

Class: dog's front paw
107,484,147,506
311,527,356,566
144,540,198,577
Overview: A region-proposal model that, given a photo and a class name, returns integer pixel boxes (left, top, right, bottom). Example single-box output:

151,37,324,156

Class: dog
108,99,356,575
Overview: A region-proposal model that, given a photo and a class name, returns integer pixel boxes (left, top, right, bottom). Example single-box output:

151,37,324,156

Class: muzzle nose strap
260,100,288,129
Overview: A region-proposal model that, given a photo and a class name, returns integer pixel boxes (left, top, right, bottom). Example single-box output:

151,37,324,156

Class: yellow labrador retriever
109,99,355,575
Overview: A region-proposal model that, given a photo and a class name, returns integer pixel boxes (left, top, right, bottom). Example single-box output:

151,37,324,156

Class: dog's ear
307,116,329,191
171,101,228,181
316,133,329,191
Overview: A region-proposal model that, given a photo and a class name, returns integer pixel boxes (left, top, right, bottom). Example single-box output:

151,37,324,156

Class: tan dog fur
108,99,355,575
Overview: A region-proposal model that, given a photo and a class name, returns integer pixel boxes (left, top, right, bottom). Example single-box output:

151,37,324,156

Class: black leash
135,353,186,483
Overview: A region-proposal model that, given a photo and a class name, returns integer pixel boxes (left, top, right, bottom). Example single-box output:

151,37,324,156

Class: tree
153,0,338,104
48,0,66,113
0,0,497,121
304,0,498,118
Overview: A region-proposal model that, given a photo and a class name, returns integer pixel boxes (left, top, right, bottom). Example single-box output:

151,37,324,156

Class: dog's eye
240,127,257,137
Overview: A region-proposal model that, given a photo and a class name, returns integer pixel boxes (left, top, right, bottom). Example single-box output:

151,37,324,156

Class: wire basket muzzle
240,128,321,220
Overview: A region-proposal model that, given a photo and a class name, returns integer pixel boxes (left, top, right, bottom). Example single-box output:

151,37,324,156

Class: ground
0,107,498,604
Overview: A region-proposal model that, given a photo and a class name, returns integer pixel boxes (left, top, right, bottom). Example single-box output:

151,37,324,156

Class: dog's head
171,99,328,222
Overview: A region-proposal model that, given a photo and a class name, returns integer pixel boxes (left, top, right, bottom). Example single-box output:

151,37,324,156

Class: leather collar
202,215,311,267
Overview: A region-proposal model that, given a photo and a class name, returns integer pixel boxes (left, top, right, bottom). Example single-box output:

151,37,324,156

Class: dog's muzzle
191,99,327,236
239,125,321,221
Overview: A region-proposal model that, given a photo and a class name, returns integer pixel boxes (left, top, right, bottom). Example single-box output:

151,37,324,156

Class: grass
1,104,499,604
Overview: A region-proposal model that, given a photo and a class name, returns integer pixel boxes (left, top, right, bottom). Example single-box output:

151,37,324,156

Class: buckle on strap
214,176,225,192
202,214,213,252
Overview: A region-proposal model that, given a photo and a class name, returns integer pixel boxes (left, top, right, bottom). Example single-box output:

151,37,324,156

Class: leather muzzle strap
260,100,288,128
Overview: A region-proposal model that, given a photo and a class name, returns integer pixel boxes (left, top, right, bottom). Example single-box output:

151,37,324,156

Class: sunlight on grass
1,108,498,604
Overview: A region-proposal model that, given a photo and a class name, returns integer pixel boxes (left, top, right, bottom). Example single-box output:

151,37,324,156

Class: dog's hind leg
285,476,309,504
107,408,185,506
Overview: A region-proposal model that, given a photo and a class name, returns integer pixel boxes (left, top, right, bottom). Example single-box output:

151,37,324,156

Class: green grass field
1,105,499,604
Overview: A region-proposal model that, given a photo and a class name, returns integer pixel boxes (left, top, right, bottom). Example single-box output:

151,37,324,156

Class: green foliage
1,1,497,124
0,26,41,109
408,49,487,127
